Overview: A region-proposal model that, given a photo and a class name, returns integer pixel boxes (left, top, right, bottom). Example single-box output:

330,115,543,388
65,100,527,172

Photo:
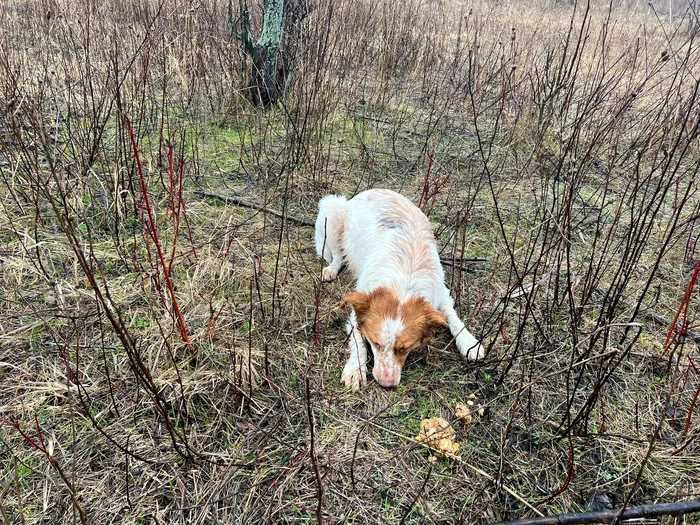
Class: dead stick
643,311,700,343
198,190,315,227
440,256,489,272
491,498,700,525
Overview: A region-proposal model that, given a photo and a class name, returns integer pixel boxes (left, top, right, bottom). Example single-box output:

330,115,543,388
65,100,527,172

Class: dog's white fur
315,189,484,389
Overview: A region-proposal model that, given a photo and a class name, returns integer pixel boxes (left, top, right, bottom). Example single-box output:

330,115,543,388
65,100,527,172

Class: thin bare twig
305,377,324,524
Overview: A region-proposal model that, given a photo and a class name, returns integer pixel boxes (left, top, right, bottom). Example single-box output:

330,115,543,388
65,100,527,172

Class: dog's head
341,287,447,387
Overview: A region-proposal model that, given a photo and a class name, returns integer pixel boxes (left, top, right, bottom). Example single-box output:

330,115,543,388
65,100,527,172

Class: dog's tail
315,194,348,259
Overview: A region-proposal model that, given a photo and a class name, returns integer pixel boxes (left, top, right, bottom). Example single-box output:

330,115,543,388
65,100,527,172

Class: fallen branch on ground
198,190,315,226
491,498,700,525
643,310,700,343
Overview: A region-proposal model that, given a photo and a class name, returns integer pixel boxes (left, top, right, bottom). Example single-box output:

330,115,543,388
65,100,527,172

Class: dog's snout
373,348,402,388
375,374,398,388
373,362,400,388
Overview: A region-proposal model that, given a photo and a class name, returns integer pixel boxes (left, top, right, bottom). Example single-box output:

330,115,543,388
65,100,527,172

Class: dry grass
1,0,700,523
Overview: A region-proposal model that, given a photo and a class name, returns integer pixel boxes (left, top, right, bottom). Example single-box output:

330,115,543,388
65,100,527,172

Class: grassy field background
1,0,700,522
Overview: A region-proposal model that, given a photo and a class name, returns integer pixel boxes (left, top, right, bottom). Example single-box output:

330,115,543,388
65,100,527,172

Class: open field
1,0,700,522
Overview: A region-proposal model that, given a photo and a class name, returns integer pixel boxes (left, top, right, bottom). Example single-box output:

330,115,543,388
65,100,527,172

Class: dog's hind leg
315,195,347,282
321,251,344,283
438,296,485,361
340,311,368,390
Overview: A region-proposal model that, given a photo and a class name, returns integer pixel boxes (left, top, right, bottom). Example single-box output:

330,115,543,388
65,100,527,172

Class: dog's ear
340,291,371,323
401,298,448,346
419,307,448,345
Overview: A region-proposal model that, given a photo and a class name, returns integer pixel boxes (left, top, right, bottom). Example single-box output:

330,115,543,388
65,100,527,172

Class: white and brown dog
315,189,484,389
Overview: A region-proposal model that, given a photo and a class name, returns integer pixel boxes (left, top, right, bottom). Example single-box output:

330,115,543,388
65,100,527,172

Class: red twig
664,261,700,351
0,418,43,454
166,144,176,219
683,355,700,437
166,145,180,275
165,146,197,271
551,443,575,498
177,156,197,258
418,152,451,216
685,381,700,437
269,450,306,490
418,152,434,209
124,117,194,353
0,417,89,523
313,286,322,347
664,260,700,437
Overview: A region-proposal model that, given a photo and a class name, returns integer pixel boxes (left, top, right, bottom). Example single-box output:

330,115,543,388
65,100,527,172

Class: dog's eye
396,347,410,355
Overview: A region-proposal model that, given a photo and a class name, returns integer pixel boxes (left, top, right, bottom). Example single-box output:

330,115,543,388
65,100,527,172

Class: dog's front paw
341,361,367,390
322,266,338,282
456,331,485,361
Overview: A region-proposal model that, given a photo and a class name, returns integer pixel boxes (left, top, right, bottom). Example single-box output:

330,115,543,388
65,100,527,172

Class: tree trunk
239,0,286,107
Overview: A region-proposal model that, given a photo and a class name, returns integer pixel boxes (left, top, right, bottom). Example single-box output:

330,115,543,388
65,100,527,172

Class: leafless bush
1,0,700,522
